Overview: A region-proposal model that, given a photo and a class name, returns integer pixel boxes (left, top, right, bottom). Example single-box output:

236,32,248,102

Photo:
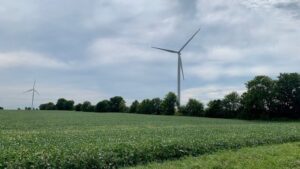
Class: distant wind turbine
23,80,39,110
152,28,201,106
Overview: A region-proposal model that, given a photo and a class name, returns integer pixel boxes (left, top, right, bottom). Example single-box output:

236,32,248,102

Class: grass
0,110,299,168
129,142,300,169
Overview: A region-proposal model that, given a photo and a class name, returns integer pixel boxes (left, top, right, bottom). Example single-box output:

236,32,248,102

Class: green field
0,110,299,168
130,142,300,169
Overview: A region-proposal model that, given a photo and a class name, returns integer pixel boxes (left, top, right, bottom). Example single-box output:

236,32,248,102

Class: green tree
205,99,224,118
151,98,162,115
182,99,204,116
81,101,92,112
55,98,74,110
95,100,111,112
65,100,74,110
0,107,3,110
110,96,126,112
273,73,300,118
56,98,67,110
129,100,139,113
222,92,241,118
161,92,177,115
39,102,56,110
74,103,82,111
87,105,95,112
137,99,154,114
241,76,275,119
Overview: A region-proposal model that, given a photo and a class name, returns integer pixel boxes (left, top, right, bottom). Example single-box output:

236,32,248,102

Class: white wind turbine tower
152,28,201,107
23,80,39,110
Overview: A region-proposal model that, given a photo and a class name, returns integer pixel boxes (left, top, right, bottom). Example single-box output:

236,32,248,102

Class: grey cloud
275,1,300,19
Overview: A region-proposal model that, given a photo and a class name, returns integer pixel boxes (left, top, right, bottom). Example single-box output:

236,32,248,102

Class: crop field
0,110,300,168
130,142,300,169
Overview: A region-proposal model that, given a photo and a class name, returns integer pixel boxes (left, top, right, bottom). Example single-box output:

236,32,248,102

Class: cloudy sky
0,0,299,109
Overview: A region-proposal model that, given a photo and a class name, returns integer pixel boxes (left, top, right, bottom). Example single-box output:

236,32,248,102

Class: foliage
241,76,275,119
25,107,31,110
95,100,111,112
55,98,75,111
129,100,139,113
110,96,126,112
161,92,177,115
81,101,92,112
74,103,82,111
273,73,300,119
0,107,3,110
39,102,56,110
222,92,241,118
87,105,95,112
137,99,153,114
205,99,224,118
151,98,162,115
181,99,204,116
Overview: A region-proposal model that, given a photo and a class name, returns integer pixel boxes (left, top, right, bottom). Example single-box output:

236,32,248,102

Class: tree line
39,73,299,120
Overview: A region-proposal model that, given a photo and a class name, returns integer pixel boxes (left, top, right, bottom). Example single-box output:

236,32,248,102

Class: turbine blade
179,56,184,80
152,47,178,53
179,28,201,52
23,89,33,93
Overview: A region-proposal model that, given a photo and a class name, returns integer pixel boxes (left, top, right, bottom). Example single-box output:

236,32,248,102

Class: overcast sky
0,0,299,109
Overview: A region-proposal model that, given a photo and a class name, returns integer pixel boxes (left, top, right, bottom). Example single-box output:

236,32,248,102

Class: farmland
130,142,300,169
0,110,300,168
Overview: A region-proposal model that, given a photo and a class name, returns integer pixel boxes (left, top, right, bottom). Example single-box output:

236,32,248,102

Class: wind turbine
152,28,201,107
23,80,39,110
